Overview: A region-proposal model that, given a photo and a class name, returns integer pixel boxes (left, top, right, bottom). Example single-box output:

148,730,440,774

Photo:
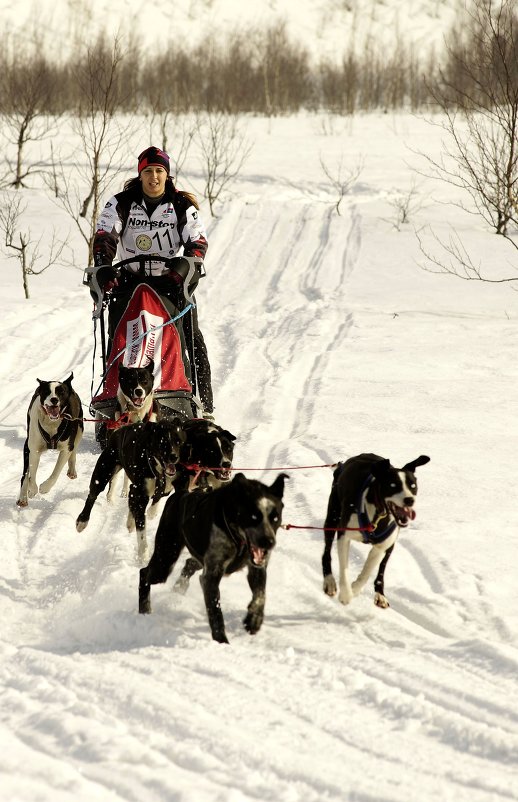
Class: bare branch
416,225,518,283
319,153,364,214
196,112,253,216
0,193,69,298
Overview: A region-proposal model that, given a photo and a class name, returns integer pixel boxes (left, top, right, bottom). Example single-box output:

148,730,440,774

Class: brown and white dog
17,374,84,507
322,453,430,608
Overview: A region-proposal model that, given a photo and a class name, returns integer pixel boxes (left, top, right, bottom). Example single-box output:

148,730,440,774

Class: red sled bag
93,284,192,401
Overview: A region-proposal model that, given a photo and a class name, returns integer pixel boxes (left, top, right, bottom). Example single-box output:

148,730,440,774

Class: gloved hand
96,263,119,293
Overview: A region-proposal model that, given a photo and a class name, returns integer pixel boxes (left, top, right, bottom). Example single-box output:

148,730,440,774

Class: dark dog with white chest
139,472,288,643
17,374,83,507
76,419,185,563
322,453,430,608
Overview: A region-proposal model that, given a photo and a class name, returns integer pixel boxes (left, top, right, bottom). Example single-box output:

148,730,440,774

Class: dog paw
147,503,160,520
38,480,53,495
27,483,38,498
338,590,353,605
67,469,77,480
323,575,337,596
212,631,230,644
76,519,88,532
374,593,390,609
16,498,28,508
243,611,264,635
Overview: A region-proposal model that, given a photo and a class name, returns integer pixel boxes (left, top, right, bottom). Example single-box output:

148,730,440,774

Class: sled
83,255,204,446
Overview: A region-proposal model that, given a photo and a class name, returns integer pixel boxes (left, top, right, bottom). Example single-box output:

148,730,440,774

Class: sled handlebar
83,255,206,319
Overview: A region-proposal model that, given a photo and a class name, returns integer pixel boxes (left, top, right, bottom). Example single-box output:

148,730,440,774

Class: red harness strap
105,409,153,430
281,523,376,533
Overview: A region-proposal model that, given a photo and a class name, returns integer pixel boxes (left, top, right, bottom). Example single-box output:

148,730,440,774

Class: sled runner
83,255,204,446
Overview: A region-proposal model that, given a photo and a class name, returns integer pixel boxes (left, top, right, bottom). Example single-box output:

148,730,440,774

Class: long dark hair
123,176,200,209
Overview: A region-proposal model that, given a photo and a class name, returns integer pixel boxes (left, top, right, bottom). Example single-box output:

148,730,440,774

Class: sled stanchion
100,305,107,375
187,305,198,409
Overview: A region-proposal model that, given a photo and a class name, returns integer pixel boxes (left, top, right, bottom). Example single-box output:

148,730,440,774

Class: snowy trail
2,120,518,801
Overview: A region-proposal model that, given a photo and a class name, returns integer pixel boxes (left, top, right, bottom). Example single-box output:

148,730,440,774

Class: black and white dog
322,453,430,608
176,418,236,492
76,419,185,563
115,361,157,425
107,361,158,500
139,472,288,643
17,374,84,507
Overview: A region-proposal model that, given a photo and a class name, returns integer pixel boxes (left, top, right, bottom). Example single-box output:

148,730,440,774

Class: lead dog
17,374,83,507
76,419,185,563
322,453,430,608
139,472,288,643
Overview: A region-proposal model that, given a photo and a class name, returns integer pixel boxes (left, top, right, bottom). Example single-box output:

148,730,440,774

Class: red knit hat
138,146,170,175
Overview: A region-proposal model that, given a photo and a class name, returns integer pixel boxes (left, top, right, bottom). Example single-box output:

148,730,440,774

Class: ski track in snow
1,181,518,801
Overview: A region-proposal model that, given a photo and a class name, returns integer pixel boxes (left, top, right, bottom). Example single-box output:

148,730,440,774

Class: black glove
96,264,119,292
94,252,110,268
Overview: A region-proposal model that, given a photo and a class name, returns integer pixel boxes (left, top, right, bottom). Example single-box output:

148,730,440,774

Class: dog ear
146,359,155,374
63,372,74,386
118,362,126,375
222,429,237,442
370,459,391,479
270,472,289,499
402,455,430,472
232,472,247,484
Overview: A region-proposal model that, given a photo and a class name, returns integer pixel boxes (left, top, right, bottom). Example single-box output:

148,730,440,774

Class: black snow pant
183,302,213,413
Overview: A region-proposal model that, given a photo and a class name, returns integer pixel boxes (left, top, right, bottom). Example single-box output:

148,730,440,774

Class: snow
2,0,518,797
1,109,518,802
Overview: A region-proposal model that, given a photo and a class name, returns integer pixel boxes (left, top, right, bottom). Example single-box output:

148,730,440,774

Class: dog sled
83,255,204,446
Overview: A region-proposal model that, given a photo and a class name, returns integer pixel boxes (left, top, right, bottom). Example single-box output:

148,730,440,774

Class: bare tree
49,36,136,263
423,0,518,237
146,112,197,182
385,179,427,231
319,153,364,214
0,51,59,188
196,112,252,216
0,194,69,299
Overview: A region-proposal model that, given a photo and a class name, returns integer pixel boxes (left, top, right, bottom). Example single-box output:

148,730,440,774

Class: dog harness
38,417,71,450
356,475,397,545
